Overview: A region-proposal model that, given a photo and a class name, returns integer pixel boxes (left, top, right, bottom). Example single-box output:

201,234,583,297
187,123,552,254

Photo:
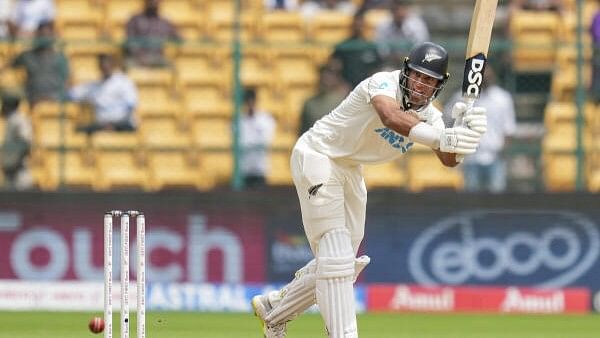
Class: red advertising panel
368,284,590,314
0,207,266,283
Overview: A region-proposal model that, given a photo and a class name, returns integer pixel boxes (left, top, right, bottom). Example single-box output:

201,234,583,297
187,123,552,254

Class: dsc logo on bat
464,53,486,97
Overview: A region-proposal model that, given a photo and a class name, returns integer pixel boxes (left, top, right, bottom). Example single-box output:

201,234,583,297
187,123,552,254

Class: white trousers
290,136,367,255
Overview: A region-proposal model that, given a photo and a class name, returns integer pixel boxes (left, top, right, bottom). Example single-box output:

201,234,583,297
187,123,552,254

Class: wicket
104,210,146,338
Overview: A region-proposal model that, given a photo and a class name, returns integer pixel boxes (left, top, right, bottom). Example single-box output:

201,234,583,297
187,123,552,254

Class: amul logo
408,210,600,287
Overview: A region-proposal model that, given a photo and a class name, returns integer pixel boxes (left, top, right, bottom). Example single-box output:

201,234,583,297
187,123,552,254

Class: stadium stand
6,0,595,192
509,10,560,71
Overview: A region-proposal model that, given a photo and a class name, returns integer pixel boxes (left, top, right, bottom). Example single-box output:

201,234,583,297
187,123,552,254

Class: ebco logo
408,210,600,287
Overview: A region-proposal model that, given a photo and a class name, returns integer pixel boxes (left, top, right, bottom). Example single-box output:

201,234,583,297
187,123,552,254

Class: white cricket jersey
303,70,444,165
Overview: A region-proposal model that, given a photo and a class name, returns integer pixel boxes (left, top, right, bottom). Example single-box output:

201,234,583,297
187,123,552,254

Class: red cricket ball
88,316,105,334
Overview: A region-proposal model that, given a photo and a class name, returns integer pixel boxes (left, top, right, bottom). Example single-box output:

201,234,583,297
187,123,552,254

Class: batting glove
451,101,488,135
439,126,481,155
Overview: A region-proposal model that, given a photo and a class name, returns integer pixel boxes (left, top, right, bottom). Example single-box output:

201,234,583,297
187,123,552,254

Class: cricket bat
461,0,498,108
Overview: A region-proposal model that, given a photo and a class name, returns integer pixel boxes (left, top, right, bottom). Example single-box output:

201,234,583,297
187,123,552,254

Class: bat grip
454,97,476,165
455,96,476,126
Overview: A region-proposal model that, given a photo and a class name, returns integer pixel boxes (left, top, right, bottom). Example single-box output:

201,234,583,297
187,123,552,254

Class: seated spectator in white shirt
8,0,55,39
239,87,276,189
301,0,356,21
264,0,298,11
69,54,138,134
375,0,429,67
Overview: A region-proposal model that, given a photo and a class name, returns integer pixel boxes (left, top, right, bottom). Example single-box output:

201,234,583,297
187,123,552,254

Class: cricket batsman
252,41,488,338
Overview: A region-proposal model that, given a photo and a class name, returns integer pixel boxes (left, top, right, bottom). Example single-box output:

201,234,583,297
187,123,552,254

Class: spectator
375,0,429,67
125,0,181,68
264,0,299,11
590,4,600,102
0,92,33,191
444,67,516,193
239,88,276,189
331,12,383,88
0,0,14,40
69,54,138,134
8,0,54,39
8,20,68,106
301,0,356,20
298,64,348,136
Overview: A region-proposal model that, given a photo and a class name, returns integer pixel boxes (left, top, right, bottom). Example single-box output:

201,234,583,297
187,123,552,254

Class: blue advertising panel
364,207,600,299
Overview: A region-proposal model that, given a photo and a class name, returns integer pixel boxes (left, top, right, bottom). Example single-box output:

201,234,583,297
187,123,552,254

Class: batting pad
265,255,370,326
316,229,358,338
265,258,317,325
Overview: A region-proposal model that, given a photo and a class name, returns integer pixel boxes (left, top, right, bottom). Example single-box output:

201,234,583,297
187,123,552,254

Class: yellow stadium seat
257,87,285,119
139,117,191,148
91,131,139,149
93,148,149,191
136,86,181,119
544,101,596,128
257,11,305,43
205,1,257,42
128,67,174,89
544,101,576,128
241,45,274,89
0,68,25,90
55,0,103,41
147,148,207,190
586,152,600,192
105,0,144,41
35,149,95,190
272,128,296,151
551,63,591,101
160,0,203,40
510,10,560,71
407,145,463,192
542,152,577,191
199,150,233,187
542,124,591,152
33,118,88,149
283,85,316,130
127,67,179,118
555,45,592,70
308,11,352,44
182,82,233,118
589,105,600,131
267,150,292,186
191,117,232,150
363,161,407,189
30,101,81,120
271,46,319,88
174,44,231,88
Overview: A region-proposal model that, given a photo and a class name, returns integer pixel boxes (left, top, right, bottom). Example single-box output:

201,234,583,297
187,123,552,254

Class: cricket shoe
251,295,287,338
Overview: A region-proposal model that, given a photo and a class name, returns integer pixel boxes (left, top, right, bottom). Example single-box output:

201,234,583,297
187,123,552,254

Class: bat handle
455,96,476,126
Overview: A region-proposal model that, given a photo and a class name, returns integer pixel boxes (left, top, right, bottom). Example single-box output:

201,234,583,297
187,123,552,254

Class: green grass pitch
1,311,598,338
